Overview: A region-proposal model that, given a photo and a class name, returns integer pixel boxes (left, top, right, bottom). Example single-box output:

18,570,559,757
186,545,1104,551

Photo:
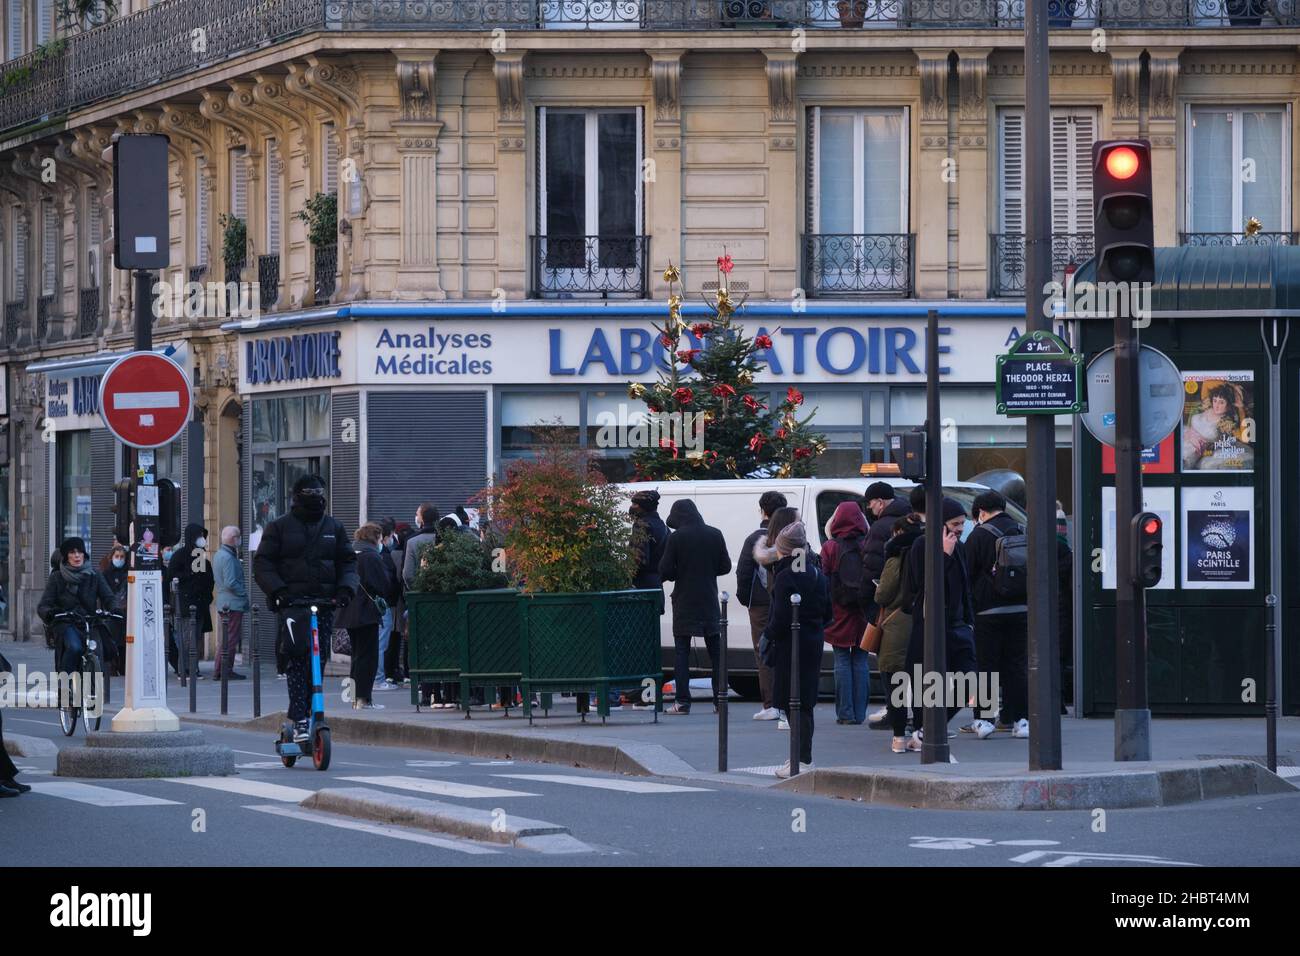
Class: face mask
195,537,208,549
112,557,125,569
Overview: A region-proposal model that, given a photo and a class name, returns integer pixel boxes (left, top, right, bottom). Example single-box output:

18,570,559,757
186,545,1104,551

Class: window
7,0,24,60
323,123,340,197
266,138,281,252
57,431,93,557
36,0,52,45
538,107,642,291
500,391,580,459
808,107,910,293
41,200,56,297
999,107,1097,236
230,147,248,220
1188,106,1289,234
248,394,331,544
11,208,25,300
87,187,101,286
196,157,210,267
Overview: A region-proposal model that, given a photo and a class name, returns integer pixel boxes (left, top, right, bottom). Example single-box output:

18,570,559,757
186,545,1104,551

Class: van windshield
814,487,1029,543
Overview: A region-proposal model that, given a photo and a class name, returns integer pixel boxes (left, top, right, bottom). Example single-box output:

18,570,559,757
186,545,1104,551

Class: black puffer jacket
253,505,359,607
658,499,732,637
37,564,114,624
863,496,912,602
168,523,215,634
335,541,397,631
632,510,669,590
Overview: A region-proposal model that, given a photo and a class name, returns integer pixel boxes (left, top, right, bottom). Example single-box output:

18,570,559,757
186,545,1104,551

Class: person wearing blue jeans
820,501,872,724
375,607,393,685
832,644,871,724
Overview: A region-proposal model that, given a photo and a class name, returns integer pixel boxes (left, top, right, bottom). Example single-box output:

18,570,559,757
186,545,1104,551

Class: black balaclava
291,475,327,522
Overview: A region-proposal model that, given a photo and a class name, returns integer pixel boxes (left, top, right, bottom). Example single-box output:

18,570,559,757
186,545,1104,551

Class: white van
615,477,1027,699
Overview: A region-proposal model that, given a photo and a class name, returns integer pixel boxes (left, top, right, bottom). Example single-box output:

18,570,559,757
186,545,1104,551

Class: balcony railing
803,234,914,296
314,243,337,301
189,264,209,284
1180,230,1300,246
4,301,24,345
531,235,650,298
258,254,281,308
37,294,56,341
990,232,1095,297
79,287,101,337
2,1,1295,139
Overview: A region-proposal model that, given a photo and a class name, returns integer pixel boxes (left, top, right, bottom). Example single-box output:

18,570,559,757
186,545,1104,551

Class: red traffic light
1142,517,1161,536
1105,146,1140,180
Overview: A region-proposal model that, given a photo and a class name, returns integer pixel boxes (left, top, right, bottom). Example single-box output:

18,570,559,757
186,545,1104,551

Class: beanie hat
864,481,895,503
631,489,661,510
941,498,968,523
60,537,87,560
775,520,807,558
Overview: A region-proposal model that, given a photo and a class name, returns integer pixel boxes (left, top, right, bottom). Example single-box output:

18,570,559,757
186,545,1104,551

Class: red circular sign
97,352,192,449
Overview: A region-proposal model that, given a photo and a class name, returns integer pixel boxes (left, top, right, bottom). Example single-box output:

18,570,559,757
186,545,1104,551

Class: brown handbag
860,607,899,654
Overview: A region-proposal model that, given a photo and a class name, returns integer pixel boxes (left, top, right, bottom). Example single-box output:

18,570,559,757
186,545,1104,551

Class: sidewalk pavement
4,638,1297,809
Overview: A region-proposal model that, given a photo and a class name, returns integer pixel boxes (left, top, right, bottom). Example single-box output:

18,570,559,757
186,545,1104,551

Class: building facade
1,2,1297,673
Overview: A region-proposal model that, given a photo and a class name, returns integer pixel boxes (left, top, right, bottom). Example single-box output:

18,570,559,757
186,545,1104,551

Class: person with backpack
819,500,872,724
964,489,1029,740
735,490,787,720
876,513,923,752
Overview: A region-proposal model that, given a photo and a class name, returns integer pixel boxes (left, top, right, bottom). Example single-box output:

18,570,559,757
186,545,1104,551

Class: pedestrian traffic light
111,478,133,547
1131,512,1163,588
1092,140,1155,286
157,478,181,547
887,430,927,480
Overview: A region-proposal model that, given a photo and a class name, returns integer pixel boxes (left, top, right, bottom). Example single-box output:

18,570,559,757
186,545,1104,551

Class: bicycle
51,610,117,736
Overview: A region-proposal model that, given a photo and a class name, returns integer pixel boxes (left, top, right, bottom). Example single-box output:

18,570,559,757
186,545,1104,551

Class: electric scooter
275,601,332,771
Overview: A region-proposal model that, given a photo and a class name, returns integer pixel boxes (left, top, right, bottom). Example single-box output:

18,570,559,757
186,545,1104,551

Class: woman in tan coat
874,513,923,753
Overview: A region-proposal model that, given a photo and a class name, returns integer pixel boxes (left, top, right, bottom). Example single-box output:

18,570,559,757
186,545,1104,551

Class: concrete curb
301,786,573,847
56,744,235,778
4,733,58,758
773,760,1298,810
182,712,696,778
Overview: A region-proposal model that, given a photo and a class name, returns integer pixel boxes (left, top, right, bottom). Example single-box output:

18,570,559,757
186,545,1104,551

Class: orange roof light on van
860,462,901,476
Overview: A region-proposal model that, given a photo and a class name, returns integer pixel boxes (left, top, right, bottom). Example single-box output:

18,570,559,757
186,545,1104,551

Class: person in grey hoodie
402,502,441,590
212,526,249,680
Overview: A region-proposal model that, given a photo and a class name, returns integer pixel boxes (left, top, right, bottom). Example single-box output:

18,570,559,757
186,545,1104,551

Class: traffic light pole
921,308,948,765
1023,0,1063,770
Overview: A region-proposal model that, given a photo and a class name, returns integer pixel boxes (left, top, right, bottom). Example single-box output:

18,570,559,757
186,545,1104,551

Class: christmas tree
628,253,827,480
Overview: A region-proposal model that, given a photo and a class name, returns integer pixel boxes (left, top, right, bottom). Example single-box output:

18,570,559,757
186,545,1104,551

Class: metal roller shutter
331,392,360,537
90,428,118,558
243,400,277,668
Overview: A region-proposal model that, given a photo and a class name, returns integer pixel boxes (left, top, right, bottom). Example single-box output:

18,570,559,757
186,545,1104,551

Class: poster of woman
1180,371,1255,472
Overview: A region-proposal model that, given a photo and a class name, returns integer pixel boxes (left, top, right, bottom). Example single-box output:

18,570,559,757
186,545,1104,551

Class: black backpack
829,535,868,607
984,524,1028,602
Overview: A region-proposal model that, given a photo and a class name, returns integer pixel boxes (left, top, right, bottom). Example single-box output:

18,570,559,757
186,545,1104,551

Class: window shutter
807,106,818,236
36,0,52,45
999,109,1025,235
197,159,210,266
1070,110,1096,235
266,139,281,251
323,124,340,196
7,1,23,58
88,188,102,285
42,201,57,296
1049,110,1097,234
14,212,26,299
1050,112,1072,234
231,147,248,220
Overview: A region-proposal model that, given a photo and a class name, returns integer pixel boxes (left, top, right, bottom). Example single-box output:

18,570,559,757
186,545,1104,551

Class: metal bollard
172,579,183,687
188,604,198,714
251,605,261,718
219,610,230,716
718,591,729,773
789,592,802,777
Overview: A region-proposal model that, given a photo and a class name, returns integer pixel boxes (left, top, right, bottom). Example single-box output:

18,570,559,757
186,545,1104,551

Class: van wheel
728,675,762,701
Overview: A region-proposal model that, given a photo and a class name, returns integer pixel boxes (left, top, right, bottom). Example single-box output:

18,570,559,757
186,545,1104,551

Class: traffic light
1092,140,1155,286
887,430,927,480
111,479,133,547
1131,512,1163,588
157,478,181,547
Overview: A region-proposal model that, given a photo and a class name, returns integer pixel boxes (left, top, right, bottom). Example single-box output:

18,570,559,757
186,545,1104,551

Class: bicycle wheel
58,680,78,736
82,652,103,732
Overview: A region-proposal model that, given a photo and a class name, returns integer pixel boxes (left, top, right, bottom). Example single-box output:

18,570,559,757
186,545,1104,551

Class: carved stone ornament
652,55,681,124
918,55,948,123
958,55,987,124
766,54,797,125
1111,55,1141,122
397,60,436,123
494,54,524,125
1149,56,1180,123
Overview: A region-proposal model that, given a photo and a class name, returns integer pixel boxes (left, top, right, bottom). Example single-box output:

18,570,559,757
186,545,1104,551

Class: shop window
305,393,330,441
251,453,278,536
249,394,332,547
500,391,580,458
57,431,93,557
1187,106,1288,236
277,396,306,443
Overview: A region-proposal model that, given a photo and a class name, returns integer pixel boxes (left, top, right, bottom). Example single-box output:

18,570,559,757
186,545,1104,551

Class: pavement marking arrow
1009,849,1200,867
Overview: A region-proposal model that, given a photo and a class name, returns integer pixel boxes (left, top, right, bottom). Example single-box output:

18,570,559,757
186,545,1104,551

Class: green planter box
457,588,524,711
405,591,460,708
518,588,665,721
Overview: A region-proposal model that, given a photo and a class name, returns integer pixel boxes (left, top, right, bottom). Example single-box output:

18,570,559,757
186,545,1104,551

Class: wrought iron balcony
79,287,101,337
314,243,338,301
1180,230,1300,246
990,232,1095,297
803,234,913,296
258,254,281,308
188,264,209,284
2,1,1295,139
4,302,24,346
37,294,56,341
531,235,650,298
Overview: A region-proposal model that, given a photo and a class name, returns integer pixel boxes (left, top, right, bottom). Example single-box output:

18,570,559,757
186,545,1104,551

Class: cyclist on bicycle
253,475,357,742
38,537,114,676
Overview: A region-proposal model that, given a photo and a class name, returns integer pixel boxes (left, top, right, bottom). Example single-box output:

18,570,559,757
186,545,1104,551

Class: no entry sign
97,352,192,448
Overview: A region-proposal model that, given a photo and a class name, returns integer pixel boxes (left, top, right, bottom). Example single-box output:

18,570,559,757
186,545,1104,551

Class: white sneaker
1012,718,1030,739
774,759,814,779
777,715,790,731
972,719,997,740
869,705,888,723
752,707,780,721
908,729,923,751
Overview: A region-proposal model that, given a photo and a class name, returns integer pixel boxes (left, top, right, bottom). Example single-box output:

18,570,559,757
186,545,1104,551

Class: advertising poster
1180,371,1255,473
1182,486,1254,589
1101,433,1176,475
1101,486,1175,590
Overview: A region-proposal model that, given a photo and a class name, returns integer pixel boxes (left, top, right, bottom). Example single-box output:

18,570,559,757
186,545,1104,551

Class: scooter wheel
313,728,331,771
281,755,297,768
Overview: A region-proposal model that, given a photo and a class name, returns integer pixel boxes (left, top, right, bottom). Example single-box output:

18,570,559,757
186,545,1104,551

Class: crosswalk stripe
162,776,315,803
28,781,181,807
245,805,500,854
338,775,537,799
492,774,711,794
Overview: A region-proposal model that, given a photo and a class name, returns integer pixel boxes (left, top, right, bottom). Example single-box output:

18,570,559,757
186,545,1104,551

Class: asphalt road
5,707,1300,868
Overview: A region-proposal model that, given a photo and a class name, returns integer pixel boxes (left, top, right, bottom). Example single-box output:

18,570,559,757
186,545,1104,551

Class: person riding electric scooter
252,475,358,747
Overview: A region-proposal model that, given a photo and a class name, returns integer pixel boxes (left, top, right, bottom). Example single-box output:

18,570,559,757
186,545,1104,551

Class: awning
24,340,187,377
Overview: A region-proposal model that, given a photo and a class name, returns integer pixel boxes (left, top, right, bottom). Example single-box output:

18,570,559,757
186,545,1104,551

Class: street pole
922,308,948,765
1261,317,1289,772
717,592,729,773
1024,0,1063,769
789,592,802,775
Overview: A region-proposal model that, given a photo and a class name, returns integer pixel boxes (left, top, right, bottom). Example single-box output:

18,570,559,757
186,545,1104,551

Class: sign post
100,352,192,733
